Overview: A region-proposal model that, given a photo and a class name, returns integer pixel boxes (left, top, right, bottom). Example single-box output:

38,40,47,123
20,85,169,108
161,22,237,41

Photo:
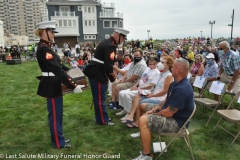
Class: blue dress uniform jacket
84,37,116,85
36,39,77,98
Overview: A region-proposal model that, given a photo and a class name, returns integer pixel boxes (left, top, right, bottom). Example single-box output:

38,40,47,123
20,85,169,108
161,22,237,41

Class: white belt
42,72,55,76
92,57,104,64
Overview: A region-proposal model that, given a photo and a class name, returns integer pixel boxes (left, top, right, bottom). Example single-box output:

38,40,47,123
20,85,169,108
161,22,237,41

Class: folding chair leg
231,131,240,145
206,107,218,126
214,117,223,130
185,135,194,160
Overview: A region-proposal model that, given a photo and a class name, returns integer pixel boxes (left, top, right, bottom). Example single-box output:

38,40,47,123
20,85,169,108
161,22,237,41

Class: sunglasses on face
218,48,224,50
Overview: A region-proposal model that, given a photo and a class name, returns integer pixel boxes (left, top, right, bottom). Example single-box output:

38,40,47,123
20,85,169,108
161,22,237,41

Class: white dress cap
36,21,58,33
114,28,130,37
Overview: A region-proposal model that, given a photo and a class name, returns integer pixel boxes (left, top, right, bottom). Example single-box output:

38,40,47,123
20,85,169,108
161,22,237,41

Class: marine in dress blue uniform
84,28,130,125
35,21,84,148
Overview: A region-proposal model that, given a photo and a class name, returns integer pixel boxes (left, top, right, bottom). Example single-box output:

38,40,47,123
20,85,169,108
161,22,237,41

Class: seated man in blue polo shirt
133,58,194,160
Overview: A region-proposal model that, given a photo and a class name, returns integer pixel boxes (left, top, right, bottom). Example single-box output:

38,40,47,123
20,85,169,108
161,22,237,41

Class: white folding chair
214,91,240,144
194,81,226,126
154,104,196,160
191,76,208,98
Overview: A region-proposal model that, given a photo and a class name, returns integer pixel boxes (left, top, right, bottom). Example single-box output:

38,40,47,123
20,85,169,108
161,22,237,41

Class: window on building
119,20,123,28
78,6,82,11
105,9,113,17
63,20,67,26
85,20,87,26
111,21,118,28
73,20,76,26
92,20,95,26
84,35,96,40
59,20,62,27
89,20,91,26
92,7,95,13
60,6,70,16
88,7,91,13
68,20,72,26
103,20,110,28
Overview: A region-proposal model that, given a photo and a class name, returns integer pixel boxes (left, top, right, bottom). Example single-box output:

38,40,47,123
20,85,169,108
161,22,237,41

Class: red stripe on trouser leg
51,98,60,148
98,83,105,124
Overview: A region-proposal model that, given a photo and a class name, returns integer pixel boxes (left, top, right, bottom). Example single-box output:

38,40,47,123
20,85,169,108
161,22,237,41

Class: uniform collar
40,39,51,47
110,36,117,46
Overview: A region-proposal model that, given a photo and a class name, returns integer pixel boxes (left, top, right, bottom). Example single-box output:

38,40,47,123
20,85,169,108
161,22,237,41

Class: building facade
0,0,48,44
46,0,124,46
0,20,4,47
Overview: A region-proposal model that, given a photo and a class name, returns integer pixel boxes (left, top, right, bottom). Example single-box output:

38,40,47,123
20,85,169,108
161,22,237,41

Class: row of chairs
154,76,240,160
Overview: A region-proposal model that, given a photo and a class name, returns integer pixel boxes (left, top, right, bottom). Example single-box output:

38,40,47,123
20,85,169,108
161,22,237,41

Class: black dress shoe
61,144,71,149
65,139,71,143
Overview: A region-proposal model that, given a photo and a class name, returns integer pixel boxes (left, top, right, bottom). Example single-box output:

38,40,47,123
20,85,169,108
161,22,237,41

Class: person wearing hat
35,21,84,149
203,53,218,81
203,53,219,101
83,28,129,126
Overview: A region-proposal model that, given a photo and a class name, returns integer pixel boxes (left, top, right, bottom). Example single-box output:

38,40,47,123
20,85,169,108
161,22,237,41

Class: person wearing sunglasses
217,41,240,93
189,54,204,77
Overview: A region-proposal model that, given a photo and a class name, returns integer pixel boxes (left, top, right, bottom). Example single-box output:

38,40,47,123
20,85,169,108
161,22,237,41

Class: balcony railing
54,11,75,17
100,12,123,18
102,2,114,8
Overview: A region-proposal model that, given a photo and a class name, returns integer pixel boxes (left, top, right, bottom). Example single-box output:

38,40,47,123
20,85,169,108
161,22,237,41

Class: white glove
73,85,85,94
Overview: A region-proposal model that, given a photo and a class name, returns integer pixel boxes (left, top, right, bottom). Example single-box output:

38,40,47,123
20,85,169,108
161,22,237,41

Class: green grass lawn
0,61,240,160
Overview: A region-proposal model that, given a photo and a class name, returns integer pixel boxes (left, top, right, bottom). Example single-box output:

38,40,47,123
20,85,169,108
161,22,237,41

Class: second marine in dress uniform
35,21,84,149
84,28,130,126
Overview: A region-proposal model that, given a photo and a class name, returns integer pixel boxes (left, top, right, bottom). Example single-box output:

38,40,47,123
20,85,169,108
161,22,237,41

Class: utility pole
231,9,234,40
147,30,150,40
209,21,215,38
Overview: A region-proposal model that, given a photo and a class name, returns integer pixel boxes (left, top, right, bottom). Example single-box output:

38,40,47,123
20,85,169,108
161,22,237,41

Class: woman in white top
107,54,133,96
121,55,174,128
118,58,160,116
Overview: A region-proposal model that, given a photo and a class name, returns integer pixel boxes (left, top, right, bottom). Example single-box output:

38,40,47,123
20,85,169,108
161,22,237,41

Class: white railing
102,2,114,8
54,11,75,17
100,12,123,18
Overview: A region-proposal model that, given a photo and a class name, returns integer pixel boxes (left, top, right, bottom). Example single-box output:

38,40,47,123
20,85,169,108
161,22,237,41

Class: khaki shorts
145,103,180,133
220,72,240,94
116,81,135,91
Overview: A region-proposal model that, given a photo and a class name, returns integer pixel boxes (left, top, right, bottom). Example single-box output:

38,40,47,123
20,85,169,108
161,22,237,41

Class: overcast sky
102,0,240,40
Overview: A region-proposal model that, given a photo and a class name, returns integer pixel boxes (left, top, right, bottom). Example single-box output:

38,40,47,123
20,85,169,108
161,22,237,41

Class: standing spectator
217,41,240,93
24,45,28,55
0,46,6,62
63,42,68,49
210,47,219,63
75,42,80,53
53,43,58,53
67,42,71,51
4,46,8,53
